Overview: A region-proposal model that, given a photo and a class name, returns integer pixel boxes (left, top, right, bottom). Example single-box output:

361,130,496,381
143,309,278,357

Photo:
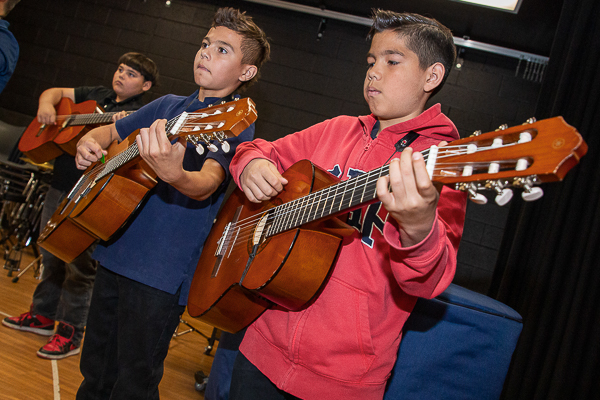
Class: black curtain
490,1,600,399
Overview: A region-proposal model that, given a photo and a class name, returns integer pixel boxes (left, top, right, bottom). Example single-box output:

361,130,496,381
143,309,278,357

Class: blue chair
384,284,523,400
204,284,523,400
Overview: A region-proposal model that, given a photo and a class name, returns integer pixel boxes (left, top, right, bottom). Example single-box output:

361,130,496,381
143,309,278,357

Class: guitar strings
218,142,526,253
66,104,246,203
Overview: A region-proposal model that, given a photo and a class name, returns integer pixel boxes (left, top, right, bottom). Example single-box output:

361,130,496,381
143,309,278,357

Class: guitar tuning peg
207,143,219,152
489,181,513,206
221,141,230,153
467,186,487,205
495,188,513,206
524,117,537,124
522,186,543,201
187,135,205,155
470,130,482,137
496,124,509,131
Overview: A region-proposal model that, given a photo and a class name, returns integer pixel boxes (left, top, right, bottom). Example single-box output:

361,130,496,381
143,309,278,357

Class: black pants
229,352,301,400
76,265,185,400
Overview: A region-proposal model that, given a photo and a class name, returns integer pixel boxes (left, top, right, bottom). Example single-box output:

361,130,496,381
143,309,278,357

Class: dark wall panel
0,0,543,294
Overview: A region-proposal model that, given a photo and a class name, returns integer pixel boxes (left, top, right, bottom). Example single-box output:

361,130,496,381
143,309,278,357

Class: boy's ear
142,80,152,92
424,62,445,93
239,65,258,82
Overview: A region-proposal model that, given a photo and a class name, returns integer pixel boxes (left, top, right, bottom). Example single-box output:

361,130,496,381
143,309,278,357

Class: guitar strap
184,92,236,112
384,130,420,164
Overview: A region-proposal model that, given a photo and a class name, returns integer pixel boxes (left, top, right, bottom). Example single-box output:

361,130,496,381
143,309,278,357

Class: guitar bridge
211,205,242,278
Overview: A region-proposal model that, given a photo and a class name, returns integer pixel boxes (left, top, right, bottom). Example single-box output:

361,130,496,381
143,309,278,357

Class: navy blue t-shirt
92,90,255,305
0,20,18,95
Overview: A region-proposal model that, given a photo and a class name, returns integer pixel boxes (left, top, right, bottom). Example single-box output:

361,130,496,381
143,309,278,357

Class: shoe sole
2,319,54,336
36,347,81,360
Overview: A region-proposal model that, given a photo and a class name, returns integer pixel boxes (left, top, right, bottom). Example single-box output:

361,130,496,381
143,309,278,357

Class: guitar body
37,97,259,264
18,99,98,163
187,160,355,333
37,196,98,263
38,131,158,263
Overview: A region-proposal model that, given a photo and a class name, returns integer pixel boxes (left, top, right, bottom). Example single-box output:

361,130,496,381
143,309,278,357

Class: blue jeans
31,186,97,345
76,265,185,400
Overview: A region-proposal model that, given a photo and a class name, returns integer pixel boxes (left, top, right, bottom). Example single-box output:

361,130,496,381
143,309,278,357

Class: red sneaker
2,311,54,336
36,322,80,360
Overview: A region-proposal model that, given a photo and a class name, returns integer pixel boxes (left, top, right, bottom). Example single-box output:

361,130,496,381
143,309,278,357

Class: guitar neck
267,164,386,237
60,111,129,126
68,98,257,201
265,116,587,237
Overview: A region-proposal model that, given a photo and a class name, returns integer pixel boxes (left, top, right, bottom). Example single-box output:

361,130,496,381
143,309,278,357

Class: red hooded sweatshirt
229,104,467,399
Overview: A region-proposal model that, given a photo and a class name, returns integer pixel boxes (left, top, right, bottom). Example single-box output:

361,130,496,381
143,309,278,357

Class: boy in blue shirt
72,8,270,400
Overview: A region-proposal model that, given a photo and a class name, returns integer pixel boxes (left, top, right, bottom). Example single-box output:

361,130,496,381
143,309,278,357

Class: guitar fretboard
267,164,389,237
61,112,128,126
67,113,184,200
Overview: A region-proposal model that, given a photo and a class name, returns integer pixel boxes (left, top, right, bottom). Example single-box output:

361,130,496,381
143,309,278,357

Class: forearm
39,88,75,107
166,158,226,201
79,124,120,150
387,187,467,299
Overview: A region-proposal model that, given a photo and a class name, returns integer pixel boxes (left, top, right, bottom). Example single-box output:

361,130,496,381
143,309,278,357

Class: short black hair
212,7,270,90
118,52,160,87
368,10,456,96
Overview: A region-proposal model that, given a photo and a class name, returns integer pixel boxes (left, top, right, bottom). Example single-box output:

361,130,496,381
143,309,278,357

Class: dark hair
212,7,270,90
368,9,456,96
118,52,160,87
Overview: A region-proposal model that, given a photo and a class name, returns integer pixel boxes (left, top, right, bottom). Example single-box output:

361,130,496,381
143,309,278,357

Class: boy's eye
388,60,399,66
218,47,228,54
201,42,208,48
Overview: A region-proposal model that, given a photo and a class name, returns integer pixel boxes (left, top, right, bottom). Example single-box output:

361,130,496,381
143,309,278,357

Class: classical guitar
187,116,587,333
18,98,132,164
37,97,257,263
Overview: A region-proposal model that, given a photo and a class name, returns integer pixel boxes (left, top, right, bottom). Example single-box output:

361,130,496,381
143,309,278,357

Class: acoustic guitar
186,116,587,333
37,97,257,263
18,98,131,164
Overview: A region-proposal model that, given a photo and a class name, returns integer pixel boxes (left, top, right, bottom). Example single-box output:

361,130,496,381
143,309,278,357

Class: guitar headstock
168,97,257,154
431,116,587,205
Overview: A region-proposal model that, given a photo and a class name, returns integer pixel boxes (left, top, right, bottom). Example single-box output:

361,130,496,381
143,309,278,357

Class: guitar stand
11,254,42,283
173,319,203,338
173,320,220,355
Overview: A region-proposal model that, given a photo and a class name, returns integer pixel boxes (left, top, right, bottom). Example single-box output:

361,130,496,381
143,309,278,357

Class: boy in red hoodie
227,9,467,400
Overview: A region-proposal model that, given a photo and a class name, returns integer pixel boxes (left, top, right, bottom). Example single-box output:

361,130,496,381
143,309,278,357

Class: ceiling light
450,0,523,13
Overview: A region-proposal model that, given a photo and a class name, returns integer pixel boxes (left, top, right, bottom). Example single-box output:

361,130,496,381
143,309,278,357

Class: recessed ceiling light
450,0,523,13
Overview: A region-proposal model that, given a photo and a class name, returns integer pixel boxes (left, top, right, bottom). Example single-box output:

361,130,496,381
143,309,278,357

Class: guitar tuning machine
457,182,488,205
524,117,537,125
199,133,219,152
496,124,509,131
213,131,231,153
513,176,544,202
469,130,482,137
187,135,205,155
486,180,513,206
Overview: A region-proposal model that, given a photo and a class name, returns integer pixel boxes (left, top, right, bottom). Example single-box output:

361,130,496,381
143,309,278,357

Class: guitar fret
313,188,325,221
291,197,302,227
279,203,291,233
297,194,310,226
